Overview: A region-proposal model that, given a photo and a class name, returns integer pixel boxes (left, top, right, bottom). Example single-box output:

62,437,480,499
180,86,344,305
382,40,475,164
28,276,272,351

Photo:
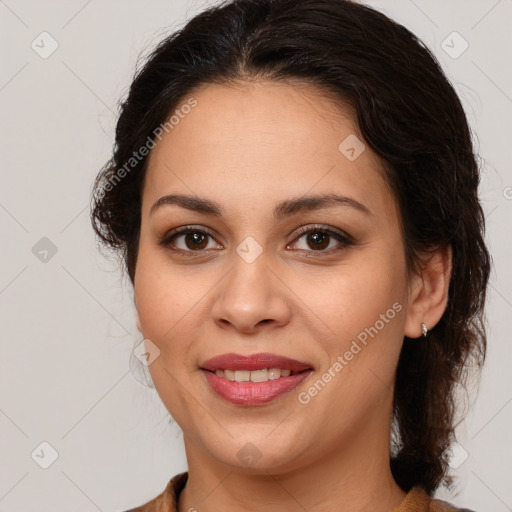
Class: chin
205,435,309,474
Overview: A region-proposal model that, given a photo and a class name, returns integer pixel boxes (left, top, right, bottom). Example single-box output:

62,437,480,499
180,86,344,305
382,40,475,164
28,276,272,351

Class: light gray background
0,1,510,511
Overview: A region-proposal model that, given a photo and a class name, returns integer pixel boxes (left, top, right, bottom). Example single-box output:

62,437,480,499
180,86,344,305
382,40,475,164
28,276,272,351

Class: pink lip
200,352,313,373
201,369,313,405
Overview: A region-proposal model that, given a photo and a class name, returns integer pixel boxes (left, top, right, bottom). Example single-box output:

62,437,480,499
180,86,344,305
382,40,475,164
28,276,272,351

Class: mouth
199,352,314,405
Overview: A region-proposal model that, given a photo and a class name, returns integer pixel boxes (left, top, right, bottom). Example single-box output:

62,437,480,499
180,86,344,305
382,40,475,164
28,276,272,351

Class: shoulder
397,486,476,512
429,497,475,512
120,472,188,512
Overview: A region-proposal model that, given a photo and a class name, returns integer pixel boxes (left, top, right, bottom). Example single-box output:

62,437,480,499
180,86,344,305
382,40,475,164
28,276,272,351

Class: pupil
308,232,329,250
186,232,207,250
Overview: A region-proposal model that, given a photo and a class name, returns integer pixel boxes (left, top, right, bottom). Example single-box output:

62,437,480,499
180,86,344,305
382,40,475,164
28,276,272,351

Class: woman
91,0,490,510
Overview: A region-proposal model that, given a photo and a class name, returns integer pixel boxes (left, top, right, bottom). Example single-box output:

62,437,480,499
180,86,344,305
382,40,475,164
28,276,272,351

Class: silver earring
421,322,428,338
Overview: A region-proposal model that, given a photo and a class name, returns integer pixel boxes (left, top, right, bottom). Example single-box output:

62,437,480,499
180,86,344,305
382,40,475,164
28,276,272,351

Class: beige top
122,472,474,512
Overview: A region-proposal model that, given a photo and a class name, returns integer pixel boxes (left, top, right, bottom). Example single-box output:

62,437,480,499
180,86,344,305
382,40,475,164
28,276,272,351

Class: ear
404,245,452,338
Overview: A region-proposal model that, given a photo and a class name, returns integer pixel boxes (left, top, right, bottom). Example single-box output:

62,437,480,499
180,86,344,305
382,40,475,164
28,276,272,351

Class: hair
90,0,491,495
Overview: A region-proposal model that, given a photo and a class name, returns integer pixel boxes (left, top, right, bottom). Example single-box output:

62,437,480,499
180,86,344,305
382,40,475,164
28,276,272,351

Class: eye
159,226,222,253
159,224,353,256
287,225,353,254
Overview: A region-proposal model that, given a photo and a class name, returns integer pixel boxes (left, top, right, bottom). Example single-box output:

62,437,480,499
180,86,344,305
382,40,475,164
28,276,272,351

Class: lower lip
201,369,313,405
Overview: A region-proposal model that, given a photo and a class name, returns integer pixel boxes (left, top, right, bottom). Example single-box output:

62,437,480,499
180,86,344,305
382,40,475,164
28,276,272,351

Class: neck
178,426,406,512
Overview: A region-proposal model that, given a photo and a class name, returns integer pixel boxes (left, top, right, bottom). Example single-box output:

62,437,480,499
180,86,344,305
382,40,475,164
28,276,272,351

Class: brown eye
287,225,354,255
306,232,330,250
159,227,223,253
184,232,209,250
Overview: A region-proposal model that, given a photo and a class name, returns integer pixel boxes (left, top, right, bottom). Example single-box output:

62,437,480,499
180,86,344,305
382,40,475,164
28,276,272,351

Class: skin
133,79,451,512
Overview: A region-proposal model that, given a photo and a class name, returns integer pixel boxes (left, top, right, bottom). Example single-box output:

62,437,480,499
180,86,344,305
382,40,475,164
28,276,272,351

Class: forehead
152,79,359,160
143,80,395,220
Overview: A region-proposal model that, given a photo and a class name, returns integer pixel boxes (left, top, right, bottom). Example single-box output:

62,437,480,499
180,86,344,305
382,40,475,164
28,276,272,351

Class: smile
201,368,313,405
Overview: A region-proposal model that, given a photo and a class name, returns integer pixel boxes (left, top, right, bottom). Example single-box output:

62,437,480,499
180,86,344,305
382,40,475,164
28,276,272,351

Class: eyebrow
150,193,371,219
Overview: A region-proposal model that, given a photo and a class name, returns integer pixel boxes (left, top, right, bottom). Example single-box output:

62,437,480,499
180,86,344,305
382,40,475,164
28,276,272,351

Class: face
134,80,413,473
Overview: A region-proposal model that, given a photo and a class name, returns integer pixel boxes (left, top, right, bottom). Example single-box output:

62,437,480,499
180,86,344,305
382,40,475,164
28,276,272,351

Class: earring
421,322,428,338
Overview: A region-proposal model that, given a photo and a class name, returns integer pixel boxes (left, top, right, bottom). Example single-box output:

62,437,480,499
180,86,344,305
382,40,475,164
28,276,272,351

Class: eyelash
158,224,354,257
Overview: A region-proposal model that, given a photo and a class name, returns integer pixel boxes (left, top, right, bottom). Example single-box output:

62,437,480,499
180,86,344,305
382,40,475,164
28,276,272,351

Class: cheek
134,242,189,341
299,251,407,346
133,241,218,376
305,249,407,403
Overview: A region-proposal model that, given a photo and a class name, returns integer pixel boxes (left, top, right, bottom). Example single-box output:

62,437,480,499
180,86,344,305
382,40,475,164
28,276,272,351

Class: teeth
249,369,268,382
235,370,250,382
214,368,294,382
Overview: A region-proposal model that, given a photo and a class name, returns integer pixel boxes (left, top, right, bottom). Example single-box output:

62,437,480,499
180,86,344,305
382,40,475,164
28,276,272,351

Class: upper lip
200,353,313,372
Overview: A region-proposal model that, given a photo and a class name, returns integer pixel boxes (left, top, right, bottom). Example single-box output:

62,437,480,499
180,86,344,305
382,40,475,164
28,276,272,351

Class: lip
201,368,313,405
200,352,313,373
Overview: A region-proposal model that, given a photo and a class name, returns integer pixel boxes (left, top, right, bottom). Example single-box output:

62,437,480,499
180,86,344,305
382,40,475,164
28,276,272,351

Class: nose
211,253,292,334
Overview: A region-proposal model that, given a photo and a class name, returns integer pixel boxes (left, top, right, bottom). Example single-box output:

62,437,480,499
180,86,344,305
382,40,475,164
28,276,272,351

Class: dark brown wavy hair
90,0,491,495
